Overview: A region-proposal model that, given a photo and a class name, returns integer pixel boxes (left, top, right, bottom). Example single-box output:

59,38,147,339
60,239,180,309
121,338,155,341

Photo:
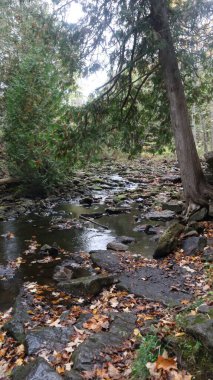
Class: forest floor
0,155,212,380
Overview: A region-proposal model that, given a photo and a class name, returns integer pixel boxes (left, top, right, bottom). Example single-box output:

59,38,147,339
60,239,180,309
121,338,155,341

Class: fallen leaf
156,355,177,371
175,332,185,337
107,362,120,379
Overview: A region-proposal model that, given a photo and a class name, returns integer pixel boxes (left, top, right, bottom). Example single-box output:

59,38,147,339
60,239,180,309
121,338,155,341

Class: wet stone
162,200,183,213
117,236,136,244
105,207,131,215
182,236,207,256
144,210,175,221
117,266,192,306
106,241,128,251
72,313,136,372
25,325,74,355
89,250,123,272
3,289,33,343
11,357,62,380
58,274,115,297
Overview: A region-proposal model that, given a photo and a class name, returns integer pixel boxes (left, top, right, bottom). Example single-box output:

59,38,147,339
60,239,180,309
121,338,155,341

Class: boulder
182,236,207,256
106,241,128,251
184,315,213,350
145,210,175,221
58,274,115,297
153,222,184,259
89,250,123,272
11,357,62,380
188,207,208,222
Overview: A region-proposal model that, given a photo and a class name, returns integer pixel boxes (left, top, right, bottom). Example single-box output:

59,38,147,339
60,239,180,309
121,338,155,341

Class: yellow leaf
15,358,24,366
156,355,177,371
175,332,185,337
16,344,25,355
133,328,141,337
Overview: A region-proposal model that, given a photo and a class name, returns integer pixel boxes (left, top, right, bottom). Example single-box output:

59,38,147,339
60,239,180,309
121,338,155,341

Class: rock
106,241,128,251
133,224,151,232
197,304,213,315
202,247,213,263
118,266,192,305
25,326,74,355
145,210,175,221
153,222,184,259
40,243,59,256
53,266,73,282
117,236,135,244
0,265,16,281
184,315,213,350
79,197,93,206
144,226,158,235
11,357,62,380
4,290,33,343
182,236,207,256
72,313,136,372
105,207,130,215
189,207,208,222
182,230,199,238
64,370,83,380
80,212,103,219
161,175,181,183
89,250,123,272
58,274,115,297
162,200,183,213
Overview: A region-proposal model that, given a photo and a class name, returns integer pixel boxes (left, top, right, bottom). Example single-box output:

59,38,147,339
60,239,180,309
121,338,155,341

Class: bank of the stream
0,157,212,379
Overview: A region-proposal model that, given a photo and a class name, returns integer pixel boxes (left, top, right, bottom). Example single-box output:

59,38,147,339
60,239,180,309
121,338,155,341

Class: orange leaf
156,355,177,371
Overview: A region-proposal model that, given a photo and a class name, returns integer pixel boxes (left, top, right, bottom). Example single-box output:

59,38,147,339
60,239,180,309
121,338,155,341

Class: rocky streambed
0,157,212,379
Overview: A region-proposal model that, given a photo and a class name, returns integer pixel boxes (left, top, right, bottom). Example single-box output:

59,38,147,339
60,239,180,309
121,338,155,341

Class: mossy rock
153,222,185,259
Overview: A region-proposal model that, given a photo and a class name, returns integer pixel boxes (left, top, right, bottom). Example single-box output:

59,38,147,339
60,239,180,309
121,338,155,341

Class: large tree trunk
150,0,213,210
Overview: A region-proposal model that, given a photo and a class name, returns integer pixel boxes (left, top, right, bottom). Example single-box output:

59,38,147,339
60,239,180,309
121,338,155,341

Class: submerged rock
153,222,184,259
105,207,131,215
117,236,135,244
182,236,207,256
40,243,59,256
58,274,115,297
12,357,62,380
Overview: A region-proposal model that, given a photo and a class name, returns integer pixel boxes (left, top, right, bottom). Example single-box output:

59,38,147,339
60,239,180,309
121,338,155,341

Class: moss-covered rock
153,222,184,259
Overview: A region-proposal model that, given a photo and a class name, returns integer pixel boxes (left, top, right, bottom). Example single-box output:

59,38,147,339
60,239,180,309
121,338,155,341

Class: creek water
0,176,162,311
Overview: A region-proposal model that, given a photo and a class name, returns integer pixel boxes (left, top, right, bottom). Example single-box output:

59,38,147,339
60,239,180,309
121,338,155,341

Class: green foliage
3,1,80,195
132,333,162,380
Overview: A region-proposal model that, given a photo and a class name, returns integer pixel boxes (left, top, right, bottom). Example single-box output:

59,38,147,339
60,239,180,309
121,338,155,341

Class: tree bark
150,0,213,209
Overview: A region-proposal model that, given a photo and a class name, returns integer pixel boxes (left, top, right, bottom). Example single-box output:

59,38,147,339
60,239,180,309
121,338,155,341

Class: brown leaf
83,315,109,332
107,363,120,379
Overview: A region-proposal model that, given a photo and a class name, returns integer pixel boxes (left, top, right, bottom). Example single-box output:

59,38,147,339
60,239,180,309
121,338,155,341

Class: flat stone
117,236,135,244
105,207,131,215
153,223,184,259
89,250,123,272
117,267,193,306
162,200,183,213
72,313,136,372
106,241,128,251
64,370,83,380
53,266,73,282
182,236,207,256
25,325,74,355
11,357,62,380
145,210,175,221
58,274,115,297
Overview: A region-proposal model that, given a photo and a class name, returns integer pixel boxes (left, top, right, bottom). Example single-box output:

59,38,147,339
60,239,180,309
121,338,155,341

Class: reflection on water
0,201,161,310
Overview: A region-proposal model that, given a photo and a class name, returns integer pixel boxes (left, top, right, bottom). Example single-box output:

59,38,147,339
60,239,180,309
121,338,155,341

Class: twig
79,215,109,229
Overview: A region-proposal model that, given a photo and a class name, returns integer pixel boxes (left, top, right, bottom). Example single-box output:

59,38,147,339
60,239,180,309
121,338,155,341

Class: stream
0,172,164,311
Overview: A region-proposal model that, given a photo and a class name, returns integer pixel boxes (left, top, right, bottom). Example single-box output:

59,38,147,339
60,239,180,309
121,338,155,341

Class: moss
166,334,213,380
153,222,185,258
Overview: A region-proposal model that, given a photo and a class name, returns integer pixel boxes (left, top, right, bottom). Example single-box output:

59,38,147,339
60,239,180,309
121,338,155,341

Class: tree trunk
150,0,213,209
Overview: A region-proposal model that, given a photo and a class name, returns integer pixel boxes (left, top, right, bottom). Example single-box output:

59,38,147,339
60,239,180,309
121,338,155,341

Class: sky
65,2,108,98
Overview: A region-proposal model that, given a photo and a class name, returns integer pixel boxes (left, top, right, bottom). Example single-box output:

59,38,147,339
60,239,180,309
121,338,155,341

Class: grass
132,333,162,380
